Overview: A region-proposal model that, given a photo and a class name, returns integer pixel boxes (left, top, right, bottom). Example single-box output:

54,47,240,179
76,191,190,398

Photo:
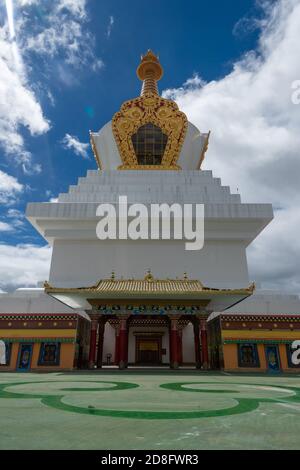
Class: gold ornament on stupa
112,50,188,170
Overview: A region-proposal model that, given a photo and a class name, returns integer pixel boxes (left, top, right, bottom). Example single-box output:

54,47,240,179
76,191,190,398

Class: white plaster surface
209,290,300,321
0,289,86,317
182,322,196,363
26,169,273,289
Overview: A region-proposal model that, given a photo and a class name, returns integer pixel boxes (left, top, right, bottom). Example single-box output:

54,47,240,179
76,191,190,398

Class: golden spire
136,50,163,96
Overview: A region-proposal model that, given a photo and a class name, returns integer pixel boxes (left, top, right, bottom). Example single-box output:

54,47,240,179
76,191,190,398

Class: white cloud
18,0,103,70
0,243,52,291
0,170,23,204
61,133,90,159
57,0,87,19
17,0,39,5
0,1,49,172
7,208,24,218
6,207,25,228
106,15,114,38
163,0,300,292
45,190,58,202
0,0,102,173
0,221,13,232
247,205,300,292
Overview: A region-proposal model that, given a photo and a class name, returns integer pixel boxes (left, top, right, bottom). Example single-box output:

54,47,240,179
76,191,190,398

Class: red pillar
118,316,128,369
200,318,209,369
114,326,120,365
88,317,98,369
170,317,179,369
96,318,105,368
193,318,201,369
177,329,183,366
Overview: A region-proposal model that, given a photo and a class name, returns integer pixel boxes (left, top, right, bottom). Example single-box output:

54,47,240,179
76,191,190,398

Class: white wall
49,239,249,289
182,323,196,364
27,168,272,290
226,291,300,315
0,289,86,316
102,322,115,363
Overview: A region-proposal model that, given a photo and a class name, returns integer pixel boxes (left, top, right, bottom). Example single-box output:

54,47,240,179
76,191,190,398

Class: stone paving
1,371,300,449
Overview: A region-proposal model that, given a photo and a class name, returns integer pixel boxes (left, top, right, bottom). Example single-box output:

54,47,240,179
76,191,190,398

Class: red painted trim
88,324,97,367
114,331,120,365
177,331,183,365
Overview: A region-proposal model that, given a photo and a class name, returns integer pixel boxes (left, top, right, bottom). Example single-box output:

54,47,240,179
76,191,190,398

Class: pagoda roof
44,272,255,312
45,277,254,297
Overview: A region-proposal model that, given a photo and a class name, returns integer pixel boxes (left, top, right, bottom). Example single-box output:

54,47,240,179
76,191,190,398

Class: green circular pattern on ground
0,380,139,400
1,379,300,420
160,382,239,394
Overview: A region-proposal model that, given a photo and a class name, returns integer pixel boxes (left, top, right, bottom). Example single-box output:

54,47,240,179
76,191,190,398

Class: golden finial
144,269,154,282
137,50,163,96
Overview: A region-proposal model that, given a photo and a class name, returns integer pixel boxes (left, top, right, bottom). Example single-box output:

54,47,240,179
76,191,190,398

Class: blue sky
0,0,260,243
0,0,300,292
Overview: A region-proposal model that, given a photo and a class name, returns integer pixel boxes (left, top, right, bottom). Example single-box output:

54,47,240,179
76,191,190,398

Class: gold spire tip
137,50,163,82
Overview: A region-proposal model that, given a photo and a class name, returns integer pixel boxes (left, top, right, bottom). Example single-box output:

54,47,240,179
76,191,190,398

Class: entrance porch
44,272,254,371
90,314,209,370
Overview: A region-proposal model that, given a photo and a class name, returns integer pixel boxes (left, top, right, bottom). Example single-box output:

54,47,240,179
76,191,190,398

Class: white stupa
23,51,275,369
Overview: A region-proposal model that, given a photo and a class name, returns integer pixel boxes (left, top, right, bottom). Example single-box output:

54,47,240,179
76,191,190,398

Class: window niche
131,123,168,166
238,343,260,368
38,342,61,366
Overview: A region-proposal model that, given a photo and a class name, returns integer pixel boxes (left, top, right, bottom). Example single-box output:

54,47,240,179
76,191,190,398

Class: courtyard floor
1,371,300,450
